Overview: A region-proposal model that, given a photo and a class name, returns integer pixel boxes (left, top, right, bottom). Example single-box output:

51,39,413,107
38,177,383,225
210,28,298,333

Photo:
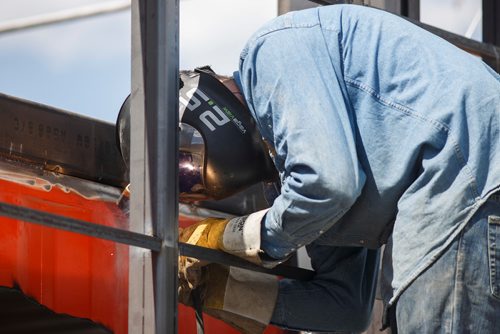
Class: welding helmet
116,66,277,202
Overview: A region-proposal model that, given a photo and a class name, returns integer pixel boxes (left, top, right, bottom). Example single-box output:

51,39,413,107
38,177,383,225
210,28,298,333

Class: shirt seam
316,9,346,82
345,77,449,132
239,22,323,114
240,23,321,61
386,187,500,308
240,8,323,64
344,76,480,199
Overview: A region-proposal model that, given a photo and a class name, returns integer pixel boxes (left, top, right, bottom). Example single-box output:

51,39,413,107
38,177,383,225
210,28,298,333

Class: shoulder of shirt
256,8,320,38
239,7,321,60
239,5,368,61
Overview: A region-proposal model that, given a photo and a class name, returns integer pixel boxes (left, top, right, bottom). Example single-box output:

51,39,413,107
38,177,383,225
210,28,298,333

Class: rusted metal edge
0,93,128,188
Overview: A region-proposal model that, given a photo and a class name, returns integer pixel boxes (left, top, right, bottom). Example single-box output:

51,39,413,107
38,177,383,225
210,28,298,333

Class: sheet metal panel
0,93,128,187
0,169,129,333
0,161,288,333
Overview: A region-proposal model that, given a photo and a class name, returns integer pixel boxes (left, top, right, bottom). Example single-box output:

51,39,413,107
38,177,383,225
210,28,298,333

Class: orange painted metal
0,176,284,333
0,177,129,333
179,305,285,334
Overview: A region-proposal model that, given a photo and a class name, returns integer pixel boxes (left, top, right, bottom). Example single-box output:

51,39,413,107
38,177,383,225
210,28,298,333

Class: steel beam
139,0,180,333
405,0,420,21
483,0,500,71
0,201,315,281
0,202,162,251
0,93,127,188
384,0,419,20
130,0,153,332
278,0,320,15
483,0,500,46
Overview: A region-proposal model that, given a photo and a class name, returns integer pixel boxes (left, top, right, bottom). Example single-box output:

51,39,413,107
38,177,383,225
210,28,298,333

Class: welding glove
179,263,278,334
179,209,274,289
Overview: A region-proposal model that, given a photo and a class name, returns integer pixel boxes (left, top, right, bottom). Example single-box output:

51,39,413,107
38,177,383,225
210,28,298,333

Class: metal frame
0,201,313,280
483,0,500,71
483,0,500,46
384,0,419,20
138,0,180,332
0,202,162,251
0,92,127,188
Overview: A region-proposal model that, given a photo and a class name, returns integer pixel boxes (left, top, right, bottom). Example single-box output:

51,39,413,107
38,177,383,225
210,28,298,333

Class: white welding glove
179,208,285,289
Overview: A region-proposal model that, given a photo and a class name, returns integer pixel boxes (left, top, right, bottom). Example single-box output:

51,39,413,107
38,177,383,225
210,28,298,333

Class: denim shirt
235,5,500,306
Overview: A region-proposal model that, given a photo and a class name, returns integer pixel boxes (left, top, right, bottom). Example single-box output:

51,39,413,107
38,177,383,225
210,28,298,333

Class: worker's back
237,4,500,306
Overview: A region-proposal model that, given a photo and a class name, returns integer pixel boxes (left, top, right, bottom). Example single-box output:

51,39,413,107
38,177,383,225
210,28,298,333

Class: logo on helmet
180,86,230,132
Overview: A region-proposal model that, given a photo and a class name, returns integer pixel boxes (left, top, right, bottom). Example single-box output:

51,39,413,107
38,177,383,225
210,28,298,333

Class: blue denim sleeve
239,26,366,259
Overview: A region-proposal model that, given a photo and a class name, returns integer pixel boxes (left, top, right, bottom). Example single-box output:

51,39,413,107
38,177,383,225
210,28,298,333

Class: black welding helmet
116,66,277,202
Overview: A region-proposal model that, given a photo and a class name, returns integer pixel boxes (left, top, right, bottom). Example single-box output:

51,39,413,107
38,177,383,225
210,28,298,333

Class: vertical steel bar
130,1,151,333
278,0,320,14
383,0,419,20
404,0,419,21
483,0,500,71
141,0,180,333
383,0,402,14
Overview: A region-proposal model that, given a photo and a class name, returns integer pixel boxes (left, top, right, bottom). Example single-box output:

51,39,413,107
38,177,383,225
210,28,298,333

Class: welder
119,4,500,334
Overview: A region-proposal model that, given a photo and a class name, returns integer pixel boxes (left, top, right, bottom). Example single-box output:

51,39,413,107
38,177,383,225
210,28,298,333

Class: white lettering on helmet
200,105,230,131
179,87,201,111
179,86,230,131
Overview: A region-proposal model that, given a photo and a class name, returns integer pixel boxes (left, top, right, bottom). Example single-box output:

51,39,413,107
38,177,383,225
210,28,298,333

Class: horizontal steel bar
180,243,315,281
308,0,500,62
0,202,162,251
0,201,314,280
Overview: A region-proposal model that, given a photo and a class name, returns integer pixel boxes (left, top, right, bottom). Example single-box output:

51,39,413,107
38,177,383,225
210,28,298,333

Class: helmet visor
179,123,208,202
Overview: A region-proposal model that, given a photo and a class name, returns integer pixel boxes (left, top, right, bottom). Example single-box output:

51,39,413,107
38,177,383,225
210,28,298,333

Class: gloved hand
179,209,271,289
179,217,228,288
178,263,278,334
